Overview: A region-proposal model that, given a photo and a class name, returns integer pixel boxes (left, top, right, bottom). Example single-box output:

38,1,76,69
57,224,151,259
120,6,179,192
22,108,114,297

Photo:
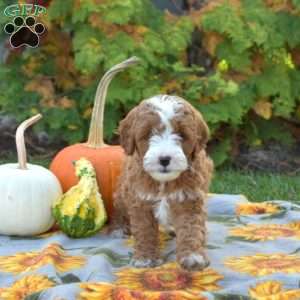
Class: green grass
211,168,300,203
1,157,299,203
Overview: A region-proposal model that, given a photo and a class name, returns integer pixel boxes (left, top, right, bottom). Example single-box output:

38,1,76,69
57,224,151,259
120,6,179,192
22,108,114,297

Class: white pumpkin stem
16,114,42,170
87,56,140,148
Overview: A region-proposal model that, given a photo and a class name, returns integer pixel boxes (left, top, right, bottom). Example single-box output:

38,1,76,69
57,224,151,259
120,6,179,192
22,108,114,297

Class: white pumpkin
0,114,62,236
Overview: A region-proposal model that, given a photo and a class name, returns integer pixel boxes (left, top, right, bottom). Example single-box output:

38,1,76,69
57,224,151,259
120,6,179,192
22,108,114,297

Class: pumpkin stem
16,114,42,170
87,56,140,148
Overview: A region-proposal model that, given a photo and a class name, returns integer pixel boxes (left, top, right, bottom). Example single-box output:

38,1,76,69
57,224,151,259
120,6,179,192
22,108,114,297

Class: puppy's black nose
159,156,171,167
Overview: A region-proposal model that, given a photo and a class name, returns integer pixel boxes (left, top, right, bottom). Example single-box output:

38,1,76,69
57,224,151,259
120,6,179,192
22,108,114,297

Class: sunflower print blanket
0,194,300,300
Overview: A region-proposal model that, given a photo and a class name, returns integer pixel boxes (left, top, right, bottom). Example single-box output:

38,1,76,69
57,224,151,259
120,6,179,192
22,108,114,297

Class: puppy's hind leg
102,192,131,238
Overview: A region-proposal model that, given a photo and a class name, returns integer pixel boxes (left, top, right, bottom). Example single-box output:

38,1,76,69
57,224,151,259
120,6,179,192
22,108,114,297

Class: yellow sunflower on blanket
225,253,300,276
0,243,85,274
80,262,223,300
80,282,207,300
249,280,300,300
236,202,281,215
229,222,300,241
0,275,55,300
115,262,222,293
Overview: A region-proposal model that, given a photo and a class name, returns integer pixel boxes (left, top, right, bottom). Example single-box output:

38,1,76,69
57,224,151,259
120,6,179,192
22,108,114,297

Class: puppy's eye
174,133,184,142
178,133,186,140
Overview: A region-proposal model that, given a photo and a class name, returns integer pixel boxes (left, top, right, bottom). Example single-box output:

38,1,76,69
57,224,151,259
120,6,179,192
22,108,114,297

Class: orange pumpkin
50,57,140,220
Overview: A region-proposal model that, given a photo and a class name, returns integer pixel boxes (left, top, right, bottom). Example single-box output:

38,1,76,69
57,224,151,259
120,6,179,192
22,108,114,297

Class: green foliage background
0,0,299,165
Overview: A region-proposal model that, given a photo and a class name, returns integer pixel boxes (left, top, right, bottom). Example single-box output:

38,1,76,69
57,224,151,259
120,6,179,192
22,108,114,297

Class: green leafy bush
0,0,197,143
0,0,299,166
198,0,300,164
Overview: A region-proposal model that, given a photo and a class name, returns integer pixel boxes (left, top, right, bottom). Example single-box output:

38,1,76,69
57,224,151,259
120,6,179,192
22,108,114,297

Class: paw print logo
4,16,45,48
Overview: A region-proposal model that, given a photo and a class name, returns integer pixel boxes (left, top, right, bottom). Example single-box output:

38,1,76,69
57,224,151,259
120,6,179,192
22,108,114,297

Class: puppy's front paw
130,258,163,268
179,253,209,271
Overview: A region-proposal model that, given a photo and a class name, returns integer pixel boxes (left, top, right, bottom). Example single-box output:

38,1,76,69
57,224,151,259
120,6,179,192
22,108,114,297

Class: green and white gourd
52,157,107,238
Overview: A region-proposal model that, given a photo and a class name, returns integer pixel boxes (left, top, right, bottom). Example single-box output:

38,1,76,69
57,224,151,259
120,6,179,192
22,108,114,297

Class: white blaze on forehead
145,95,184,130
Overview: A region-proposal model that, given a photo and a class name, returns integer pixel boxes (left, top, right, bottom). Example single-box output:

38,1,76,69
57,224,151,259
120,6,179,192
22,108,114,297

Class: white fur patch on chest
136,189,202,203
136,187,203,230
153,198,171,228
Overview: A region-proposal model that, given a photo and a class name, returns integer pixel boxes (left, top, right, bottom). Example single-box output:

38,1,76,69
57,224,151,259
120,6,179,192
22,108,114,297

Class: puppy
111,95,213,271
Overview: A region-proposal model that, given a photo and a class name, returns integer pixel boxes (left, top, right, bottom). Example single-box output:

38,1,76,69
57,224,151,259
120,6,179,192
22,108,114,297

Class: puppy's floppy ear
118,107,138,155
192,108,210,155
